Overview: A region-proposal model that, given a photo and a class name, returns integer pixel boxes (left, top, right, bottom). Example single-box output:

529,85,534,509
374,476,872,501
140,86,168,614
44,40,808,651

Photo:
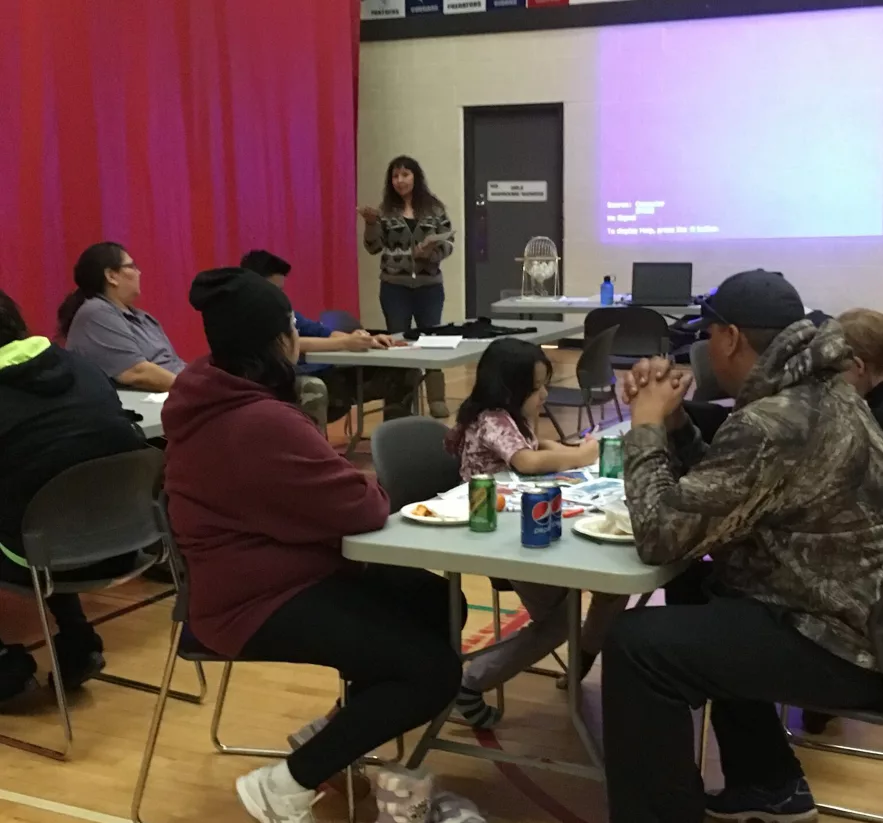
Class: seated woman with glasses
161,268,463,823
58,242,186,392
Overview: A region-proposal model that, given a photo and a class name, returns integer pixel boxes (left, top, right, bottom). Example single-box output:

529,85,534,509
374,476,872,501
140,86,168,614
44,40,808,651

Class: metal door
464,104,564,317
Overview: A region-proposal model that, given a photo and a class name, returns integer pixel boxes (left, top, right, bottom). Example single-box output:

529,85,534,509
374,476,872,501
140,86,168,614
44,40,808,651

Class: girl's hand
358,206,380,225
578,436,600,464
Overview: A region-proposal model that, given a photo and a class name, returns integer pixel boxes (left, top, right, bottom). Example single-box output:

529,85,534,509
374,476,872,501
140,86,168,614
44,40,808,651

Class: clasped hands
622,356,693,430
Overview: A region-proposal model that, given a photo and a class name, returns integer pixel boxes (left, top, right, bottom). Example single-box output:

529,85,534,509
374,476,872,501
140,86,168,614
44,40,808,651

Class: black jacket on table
0,338,145,563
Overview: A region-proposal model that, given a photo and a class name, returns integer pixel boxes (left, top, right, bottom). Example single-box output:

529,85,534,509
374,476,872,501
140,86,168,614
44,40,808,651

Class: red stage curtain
0,0,359,360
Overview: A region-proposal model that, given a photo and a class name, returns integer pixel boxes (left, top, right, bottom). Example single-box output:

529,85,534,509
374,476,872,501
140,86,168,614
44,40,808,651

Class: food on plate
599,508,633,536
412,504,439,518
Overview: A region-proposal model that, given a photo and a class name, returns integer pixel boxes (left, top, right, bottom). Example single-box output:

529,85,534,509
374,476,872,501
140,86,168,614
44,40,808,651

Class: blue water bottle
600,275,615,306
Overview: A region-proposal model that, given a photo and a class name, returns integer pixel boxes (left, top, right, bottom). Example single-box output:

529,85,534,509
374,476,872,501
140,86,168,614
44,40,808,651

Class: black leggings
241,564,465,789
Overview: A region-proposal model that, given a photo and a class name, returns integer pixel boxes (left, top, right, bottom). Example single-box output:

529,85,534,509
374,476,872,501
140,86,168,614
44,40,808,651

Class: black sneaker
49,628,106,690
0,645,39,702
706,778,818,822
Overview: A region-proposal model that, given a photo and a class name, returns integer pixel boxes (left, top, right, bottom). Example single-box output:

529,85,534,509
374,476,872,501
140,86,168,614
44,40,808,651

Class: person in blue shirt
241,251,420,432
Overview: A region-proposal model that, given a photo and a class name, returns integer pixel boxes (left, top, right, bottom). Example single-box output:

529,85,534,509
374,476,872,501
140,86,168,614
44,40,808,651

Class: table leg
567,588,605,770
405,571,462,770
345,367,365,459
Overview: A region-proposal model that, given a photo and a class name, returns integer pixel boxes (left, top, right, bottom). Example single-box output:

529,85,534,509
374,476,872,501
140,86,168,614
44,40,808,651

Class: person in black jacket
0,290,145,701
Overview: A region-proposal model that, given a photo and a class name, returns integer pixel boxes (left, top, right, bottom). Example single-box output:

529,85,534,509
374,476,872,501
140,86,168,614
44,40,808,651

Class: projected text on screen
598,8,883,243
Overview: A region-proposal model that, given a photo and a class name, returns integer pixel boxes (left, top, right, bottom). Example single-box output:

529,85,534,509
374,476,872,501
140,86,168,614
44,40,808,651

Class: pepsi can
521,487,551,548
536,483,562,541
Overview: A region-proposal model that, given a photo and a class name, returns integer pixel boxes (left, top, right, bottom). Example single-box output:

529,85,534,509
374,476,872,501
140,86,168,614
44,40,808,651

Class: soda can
599,436,625,479
469,474,497,533
535,482,562,541
521,487,551,548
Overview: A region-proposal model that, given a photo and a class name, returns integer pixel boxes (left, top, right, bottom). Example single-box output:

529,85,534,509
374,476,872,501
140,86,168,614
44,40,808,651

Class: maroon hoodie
161,357,390,656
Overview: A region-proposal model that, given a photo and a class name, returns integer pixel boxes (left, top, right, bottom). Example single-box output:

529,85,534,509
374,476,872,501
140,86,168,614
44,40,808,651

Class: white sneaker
287,716,372,802
236,763,317,823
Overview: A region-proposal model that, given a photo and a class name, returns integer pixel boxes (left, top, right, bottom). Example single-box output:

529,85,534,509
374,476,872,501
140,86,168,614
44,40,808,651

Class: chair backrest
575,325,619,394
584,306,670,357
319,310,362,334
157,492,189,624
371,417,462,513
20,448,165,572
689,340,726,402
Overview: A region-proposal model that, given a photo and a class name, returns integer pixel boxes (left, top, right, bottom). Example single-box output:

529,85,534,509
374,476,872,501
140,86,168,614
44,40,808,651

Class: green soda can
469,474,498,532
599,436,625,479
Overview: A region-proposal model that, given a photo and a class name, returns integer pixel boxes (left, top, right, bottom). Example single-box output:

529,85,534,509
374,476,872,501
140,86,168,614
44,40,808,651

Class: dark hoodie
0,338,144,562
624,320,883,670
161,357,390,657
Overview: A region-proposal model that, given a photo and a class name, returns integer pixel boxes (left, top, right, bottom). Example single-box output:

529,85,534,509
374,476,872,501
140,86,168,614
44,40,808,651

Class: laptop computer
630,262,694,307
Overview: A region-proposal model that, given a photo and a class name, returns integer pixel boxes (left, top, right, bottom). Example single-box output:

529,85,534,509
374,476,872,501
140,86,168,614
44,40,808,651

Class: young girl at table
446,337,628,728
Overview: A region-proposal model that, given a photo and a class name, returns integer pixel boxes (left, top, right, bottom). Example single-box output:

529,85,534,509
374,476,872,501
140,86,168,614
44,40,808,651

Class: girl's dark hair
211,335,300,406
455,338,552,439
57,242,127,338
381,155,444,217
0,289,28,348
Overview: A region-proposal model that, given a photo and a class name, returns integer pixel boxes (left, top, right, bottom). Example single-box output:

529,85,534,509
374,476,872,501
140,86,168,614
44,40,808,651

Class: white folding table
342,458,684,779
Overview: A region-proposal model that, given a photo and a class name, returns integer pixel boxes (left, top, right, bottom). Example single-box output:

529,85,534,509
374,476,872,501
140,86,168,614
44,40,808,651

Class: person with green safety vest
0,290,144,702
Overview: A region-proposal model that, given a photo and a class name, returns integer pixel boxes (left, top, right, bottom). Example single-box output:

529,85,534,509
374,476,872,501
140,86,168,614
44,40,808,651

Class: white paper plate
400,499,469,526
572,514,634,544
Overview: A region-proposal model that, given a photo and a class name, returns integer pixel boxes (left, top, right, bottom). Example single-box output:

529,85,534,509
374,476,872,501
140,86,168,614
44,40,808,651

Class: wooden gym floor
0,348,880,823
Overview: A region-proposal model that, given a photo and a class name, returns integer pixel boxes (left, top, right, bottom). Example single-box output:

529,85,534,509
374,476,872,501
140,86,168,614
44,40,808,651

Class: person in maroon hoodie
162,268,463,823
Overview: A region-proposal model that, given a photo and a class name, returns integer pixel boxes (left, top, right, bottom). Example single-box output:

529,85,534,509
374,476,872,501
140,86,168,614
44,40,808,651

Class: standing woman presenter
360,156,454,418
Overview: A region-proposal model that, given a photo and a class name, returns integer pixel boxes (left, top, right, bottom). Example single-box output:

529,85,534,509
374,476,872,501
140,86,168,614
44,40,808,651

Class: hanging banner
489,0,526,8
443,0,487,13
527,0,568,6
407,0,443,13
362,0,406,19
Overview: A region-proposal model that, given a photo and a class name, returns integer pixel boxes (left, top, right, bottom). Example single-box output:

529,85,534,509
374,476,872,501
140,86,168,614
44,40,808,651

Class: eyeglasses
119,262,141,273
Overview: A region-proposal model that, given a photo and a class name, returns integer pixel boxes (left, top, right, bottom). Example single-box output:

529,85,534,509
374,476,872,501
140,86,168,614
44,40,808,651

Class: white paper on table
439,482,469,501
143,393,169,403
414,335,463,349
562,478,625,507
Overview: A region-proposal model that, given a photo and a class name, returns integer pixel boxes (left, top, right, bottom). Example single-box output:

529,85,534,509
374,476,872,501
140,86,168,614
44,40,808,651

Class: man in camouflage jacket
601,270,883,823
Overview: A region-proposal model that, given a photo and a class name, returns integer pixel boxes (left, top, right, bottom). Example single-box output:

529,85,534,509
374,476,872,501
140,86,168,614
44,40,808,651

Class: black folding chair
0,448,206,761
545,325,624,440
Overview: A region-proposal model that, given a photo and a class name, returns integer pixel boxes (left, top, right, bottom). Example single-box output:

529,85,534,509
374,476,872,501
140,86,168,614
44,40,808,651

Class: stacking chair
371,417,461,513
371,418,564,718
132,495,404,823
584,306,670,369
0,448,207,761
544,325,624,440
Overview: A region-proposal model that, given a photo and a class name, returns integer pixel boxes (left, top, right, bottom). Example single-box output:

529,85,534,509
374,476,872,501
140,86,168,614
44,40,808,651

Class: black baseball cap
696,269,805,331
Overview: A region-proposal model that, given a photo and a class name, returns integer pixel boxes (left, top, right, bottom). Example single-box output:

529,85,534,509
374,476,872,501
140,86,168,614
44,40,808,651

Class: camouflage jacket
624,320,883,669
